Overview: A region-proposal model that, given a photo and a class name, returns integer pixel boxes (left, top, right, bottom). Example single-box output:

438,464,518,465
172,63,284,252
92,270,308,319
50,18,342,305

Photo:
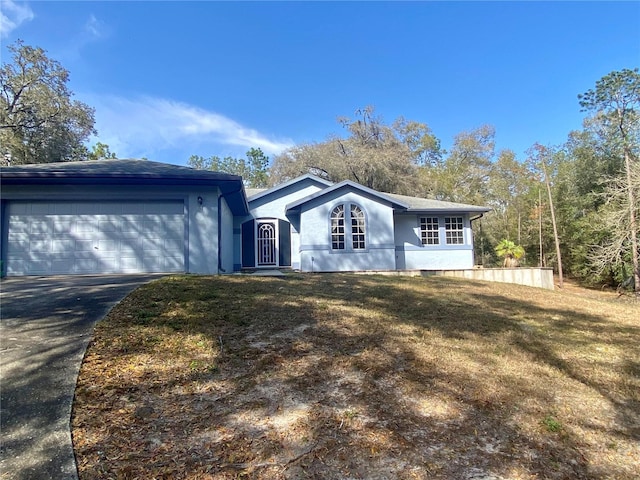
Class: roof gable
248,174,333,204
285,180,410,213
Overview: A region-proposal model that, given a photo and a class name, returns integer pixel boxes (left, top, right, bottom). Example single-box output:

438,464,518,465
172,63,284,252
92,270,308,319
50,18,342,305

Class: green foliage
0,40,96,164
419,124,495,204
495,239,526,267
542,415,562,433
88,142,117,160
188,148,270,188
579,68,640,293
578,68,640,116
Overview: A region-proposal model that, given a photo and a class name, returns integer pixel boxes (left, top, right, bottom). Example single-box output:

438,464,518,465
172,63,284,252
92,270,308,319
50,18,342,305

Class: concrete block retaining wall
421,267,555,290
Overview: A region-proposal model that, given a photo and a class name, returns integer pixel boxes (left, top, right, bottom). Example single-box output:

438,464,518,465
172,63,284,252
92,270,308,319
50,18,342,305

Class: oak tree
0,40,96,164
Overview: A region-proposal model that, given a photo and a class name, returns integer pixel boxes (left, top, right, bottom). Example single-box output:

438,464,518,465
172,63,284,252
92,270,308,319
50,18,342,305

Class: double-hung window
444,216,464,244
420,217,439,245
331,203,366,251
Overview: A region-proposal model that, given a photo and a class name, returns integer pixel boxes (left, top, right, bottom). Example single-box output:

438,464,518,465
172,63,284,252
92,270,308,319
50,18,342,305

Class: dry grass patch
72,274,639,479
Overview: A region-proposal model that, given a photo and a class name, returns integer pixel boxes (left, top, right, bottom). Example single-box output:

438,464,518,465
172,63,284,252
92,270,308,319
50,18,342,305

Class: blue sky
1,1,639,166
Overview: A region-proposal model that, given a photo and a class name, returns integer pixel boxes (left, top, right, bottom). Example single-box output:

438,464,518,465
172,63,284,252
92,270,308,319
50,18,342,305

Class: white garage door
6,201,186,275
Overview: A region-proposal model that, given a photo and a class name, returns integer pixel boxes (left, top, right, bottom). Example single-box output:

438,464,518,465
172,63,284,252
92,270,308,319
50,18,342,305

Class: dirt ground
72,274,639,479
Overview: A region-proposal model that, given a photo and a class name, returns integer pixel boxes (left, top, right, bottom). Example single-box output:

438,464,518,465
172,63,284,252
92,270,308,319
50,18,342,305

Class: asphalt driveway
0,275,162,480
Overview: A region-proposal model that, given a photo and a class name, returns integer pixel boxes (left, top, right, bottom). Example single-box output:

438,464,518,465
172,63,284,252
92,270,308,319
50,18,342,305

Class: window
331,203,366,251
351,205,366,249
331,205,345,249
445,217,464,244
420,217,439,245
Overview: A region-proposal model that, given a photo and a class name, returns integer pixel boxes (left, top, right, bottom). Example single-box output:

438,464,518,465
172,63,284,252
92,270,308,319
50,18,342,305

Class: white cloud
84,14,106,39
0,0,34,38
86,94,294,162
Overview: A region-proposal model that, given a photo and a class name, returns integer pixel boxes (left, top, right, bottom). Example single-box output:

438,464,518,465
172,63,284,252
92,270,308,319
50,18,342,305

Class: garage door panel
6,201,186,275
30,203,53,215
52,203,74,214
7,220,30,234
52,221,73,233
24,259,50,274
165,256,183,270
97,239,118,252
74,259,99,273
147,202,183,215
51,259,75,274
7,234,29,252
51,241,74,254
30,220,52,234
99,219,119,232
75,204,101,215
29,239,51,253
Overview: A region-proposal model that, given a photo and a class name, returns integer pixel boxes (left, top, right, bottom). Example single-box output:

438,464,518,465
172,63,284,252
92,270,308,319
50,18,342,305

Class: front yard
72,274,639,479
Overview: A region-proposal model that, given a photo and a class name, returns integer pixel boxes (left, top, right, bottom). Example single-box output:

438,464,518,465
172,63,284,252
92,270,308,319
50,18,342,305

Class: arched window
331,205,345,250
331,203,366,251
350,204,366,249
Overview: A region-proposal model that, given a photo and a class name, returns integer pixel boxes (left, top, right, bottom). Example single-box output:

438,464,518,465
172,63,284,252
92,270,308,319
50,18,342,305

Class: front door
257,221,277,266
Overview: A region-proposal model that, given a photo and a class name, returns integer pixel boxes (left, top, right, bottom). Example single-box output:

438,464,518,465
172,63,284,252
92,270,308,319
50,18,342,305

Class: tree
270,107,441,194
419,125,495,205
486,149,533,244
0,40,96,164
587,161,640,285
528,144,564,288
495,239,525,267
245,147,269,188
579,68,640,295
87,142,117,160
188,148,270,188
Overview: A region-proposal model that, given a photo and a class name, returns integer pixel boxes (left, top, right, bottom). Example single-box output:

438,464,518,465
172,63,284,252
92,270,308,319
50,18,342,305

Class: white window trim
444,216,465,245
420,216,440,245
329,202,367,252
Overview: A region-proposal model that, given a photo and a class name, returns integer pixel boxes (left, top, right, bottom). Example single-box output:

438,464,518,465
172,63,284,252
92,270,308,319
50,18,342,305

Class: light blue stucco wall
298,190,396,272
219,196,234,273
393,213,475,270
250,182,325,220
1,184,224,275
233,179,327,270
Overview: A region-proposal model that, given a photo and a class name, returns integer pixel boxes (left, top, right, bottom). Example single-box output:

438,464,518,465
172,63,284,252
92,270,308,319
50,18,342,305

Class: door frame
255,219,279,267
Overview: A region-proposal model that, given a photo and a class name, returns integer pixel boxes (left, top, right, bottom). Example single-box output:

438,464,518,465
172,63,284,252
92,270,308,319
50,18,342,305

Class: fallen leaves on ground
72,274,639,479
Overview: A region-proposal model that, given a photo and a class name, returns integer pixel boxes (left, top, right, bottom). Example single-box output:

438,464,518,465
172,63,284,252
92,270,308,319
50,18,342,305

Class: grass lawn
72,274,639,479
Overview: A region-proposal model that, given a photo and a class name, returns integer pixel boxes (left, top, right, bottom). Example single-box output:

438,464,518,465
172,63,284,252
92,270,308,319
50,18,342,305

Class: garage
0,159,249,276
5,200,185,275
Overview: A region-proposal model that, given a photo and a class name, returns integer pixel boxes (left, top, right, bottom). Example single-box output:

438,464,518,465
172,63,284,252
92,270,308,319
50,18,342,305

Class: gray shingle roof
383,192,490,212
0,159,249,215
0,159,241,182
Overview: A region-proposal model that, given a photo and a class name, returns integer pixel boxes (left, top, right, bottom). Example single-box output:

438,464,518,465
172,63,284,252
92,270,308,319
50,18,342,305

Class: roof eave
403,207,492,214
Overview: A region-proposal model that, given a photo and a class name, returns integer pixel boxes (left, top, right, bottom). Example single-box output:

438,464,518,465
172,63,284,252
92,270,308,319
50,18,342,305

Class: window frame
330,204,346,250
419,216,440,245
444,216,465,245
350,204,366,250
329,202,367,252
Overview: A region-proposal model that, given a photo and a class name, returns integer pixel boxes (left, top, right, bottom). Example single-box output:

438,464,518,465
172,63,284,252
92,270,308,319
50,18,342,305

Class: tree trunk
538,188,544,268
541,159,564,288
617,105,640,296
623,148,639,295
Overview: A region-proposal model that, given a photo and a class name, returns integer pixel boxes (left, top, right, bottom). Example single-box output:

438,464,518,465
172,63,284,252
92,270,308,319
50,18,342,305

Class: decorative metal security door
257,221,277,266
